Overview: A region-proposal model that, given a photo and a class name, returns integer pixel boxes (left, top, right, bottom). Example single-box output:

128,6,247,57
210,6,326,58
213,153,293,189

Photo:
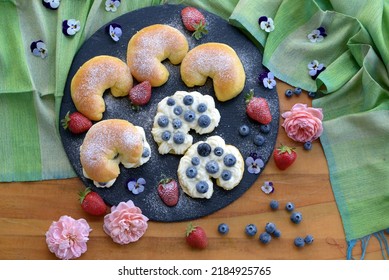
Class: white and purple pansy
245,153,264,174
261,181,274,194
307,27,327,43
106,23,122,42
127,178,146,195
62,19,81,36
42,0,60,10
258,16,275,33
308,60,326,80
260,71,276,89
30,40,48,59
105,0,121,12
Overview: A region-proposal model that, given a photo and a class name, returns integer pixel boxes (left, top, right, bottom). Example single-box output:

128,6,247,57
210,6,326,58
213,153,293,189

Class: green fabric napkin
230,0,389,258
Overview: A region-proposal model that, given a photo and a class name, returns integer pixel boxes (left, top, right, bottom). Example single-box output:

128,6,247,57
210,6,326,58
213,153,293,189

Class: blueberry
308,91,316,98
218,223,229,235
197,103,207,113
184,110,196,122
223,154,236,167
191,156,200,166
198,115,211,128
290,212,303,224
172,118,182,129
285,89,293,98
270,200,279,210
157,115,169,127
221,170,232,181
294,237,305,247
142,147,150,158
196,181,209,193
294,87,302,95
214,147,224,156
253,134,265,146
265,222,276,234
303,141,312,150
259,232,272,244
197,143,211,157
183,95,194,105
260,124,271,134
273,228,281,238
239,125,250,136
205,160,219,174
173,106,183,115
167,98,175,106
161,131,171,141
285,202,295,212
186,166,198,178
173,132,185,144
304,235,314,244
245,224,257,236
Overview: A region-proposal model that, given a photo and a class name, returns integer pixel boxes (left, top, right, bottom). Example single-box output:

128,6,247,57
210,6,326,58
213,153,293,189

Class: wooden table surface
0,81,383,260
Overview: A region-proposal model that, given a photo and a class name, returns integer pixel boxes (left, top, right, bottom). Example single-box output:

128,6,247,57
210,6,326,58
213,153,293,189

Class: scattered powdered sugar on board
59,4,279,222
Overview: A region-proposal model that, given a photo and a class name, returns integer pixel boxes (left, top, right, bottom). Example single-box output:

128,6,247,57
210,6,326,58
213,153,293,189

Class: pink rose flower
103,199,148,245
45,215,91,260
281,103,323,143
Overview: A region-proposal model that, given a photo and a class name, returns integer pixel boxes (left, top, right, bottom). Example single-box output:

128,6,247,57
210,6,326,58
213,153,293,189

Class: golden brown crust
180,43,246,102
71,55,133,121
80,119,143,183
126,24,189,87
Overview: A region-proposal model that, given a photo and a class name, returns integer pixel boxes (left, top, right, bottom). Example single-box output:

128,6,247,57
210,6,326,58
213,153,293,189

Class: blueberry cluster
294,235,314,248
152,91,221,155
269,200,303,224
284,87,316,99
186,143,238,195
156,96,212,146
238,123,271,147
259,222,281,244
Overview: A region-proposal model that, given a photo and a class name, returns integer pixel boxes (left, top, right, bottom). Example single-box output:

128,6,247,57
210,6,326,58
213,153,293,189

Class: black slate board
59,4,279,222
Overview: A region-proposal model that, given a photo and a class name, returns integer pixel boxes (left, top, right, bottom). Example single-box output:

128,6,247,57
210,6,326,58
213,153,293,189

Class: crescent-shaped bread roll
180,43,246,102
126,24,189,87
80,119,151,188
71,55,133,121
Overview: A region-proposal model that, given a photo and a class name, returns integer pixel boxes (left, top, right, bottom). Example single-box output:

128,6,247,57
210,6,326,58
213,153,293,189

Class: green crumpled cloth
230,0,389,256
1,0,388,258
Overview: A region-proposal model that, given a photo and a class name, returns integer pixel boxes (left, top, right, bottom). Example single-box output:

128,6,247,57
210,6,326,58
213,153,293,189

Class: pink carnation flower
45,215,91,260
281,103,323,143
103,200,148,245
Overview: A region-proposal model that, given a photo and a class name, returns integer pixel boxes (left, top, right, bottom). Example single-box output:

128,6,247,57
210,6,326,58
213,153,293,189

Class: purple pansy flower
62,19,81,36
308,27,327,43
105,0,121,12
106,23,122,42
30,40,48,59
262,72,276,89
258,16,275,32
127,178,146,195
308,60,326,80
261,181,274,194
42,0,60,10
245,153,264,174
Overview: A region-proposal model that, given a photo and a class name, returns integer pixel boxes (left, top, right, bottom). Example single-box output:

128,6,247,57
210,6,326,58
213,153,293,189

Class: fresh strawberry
157,178,179,207
273,144,297,170
181,6,208,40
245,89,272,125
79,187,107,216
129,80,152,108
185,223,208,249
61,111,92,134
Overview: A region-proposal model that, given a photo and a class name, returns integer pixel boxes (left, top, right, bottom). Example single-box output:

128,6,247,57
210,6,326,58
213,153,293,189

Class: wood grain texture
0,80,383,260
